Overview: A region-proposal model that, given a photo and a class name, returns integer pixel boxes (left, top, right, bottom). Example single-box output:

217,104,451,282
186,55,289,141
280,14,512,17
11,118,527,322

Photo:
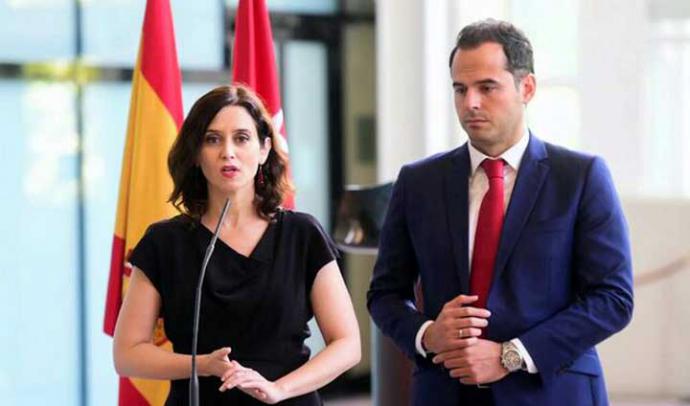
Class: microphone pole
190,197,231,406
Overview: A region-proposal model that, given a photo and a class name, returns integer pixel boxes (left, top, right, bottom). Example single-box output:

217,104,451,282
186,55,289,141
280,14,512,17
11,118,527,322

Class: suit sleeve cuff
415,321,434,357
511,338,538,373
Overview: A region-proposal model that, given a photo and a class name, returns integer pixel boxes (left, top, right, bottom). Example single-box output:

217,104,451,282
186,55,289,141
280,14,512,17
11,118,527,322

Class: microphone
190,197,231,406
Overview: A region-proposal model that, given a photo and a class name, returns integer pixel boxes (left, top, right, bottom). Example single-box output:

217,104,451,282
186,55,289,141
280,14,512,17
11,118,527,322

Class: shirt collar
468,126,530,175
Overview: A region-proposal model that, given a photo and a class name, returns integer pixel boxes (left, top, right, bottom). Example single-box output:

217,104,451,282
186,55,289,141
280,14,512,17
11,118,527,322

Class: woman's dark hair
168,84,292,219
449,18,534,83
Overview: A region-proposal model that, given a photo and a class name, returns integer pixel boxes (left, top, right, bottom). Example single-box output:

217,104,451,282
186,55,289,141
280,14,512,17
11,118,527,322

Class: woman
113,85,361,405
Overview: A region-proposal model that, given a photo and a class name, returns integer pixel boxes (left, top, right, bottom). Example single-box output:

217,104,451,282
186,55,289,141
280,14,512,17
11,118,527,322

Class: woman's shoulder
144,214,198,238
278,209,323,230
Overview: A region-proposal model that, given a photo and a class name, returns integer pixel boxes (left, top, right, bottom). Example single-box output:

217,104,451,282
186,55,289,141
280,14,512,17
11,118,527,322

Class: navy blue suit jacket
367,134,634,406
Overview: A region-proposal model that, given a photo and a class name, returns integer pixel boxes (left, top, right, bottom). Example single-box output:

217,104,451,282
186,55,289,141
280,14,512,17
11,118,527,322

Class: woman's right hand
199,347,232,377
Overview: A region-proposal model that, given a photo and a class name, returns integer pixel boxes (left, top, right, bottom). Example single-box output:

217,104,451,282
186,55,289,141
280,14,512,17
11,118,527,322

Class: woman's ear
260,136,272,164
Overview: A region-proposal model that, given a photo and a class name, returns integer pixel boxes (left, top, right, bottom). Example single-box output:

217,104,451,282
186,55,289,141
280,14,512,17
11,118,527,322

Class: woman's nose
220,140,235,159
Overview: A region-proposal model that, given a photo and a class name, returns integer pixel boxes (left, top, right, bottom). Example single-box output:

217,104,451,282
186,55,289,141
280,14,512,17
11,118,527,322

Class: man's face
451,42,535,156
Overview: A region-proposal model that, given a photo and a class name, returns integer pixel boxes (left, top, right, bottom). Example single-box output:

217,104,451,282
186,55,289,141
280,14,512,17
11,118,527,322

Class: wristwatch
500,341,524,372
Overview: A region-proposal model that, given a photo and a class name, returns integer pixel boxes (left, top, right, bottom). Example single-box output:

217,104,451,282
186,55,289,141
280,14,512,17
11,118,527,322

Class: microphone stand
190,198,231,406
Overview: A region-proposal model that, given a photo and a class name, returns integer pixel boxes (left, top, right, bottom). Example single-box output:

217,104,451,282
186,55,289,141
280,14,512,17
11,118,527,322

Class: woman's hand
219,361,287,404
199,347,232,378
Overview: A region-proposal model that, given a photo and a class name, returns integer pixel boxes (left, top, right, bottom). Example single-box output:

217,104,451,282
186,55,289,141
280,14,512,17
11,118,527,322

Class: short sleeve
128,225,161,292
304,215,340,288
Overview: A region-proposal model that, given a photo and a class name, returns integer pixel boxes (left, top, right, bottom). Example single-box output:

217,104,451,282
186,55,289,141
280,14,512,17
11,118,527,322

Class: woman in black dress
113,85,361,405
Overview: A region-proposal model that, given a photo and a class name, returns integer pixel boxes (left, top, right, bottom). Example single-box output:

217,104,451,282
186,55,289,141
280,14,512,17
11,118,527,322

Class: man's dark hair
449,19,534,81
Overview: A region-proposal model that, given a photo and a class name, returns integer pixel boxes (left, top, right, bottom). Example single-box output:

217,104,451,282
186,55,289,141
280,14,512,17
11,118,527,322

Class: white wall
602,199,690,397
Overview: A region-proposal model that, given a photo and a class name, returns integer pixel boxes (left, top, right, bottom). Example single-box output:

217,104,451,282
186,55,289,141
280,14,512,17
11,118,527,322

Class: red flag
232,0,294,208
103,0,182,404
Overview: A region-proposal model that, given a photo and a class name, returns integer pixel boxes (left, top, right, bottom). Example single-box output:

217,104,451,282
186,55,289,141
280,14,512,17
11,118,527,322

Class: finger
432,341,477,363
220,373,255,392
433,336,478,354
237,379,266,391
228,368,260,382
220,375,243,392
464,327,483,338
456,327,483,339
443,356,471,369
450,366,472,379
221,365,242,381
220,367,251,385
448,316,489,330
237,380,269,399
443,307,491,319
446,295,479,307
211,347,231,358
432,348,463,364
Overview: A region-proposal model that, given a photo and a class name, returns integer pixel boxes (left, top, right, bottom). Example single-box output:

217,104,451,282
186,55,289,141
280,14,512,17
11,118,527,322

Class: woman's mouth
221,165,240,178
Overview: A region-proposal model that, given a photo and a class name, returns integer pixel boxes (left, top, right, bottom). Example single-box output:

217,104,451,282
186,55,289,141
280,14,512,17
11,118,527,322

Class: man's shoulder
536,137,602,172
542,140,594,163
401,146,464,177
535,138,614,185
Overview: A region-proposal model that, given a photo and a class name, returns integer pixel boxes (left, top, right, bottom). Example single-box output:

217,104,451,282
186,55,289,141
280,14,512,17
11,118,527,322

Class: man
367,19,633,406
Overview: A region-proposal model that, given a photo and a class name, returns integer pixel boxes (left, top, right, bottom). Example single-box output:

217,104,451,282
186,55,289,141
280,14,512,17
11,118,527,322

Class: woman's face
197,105,271,198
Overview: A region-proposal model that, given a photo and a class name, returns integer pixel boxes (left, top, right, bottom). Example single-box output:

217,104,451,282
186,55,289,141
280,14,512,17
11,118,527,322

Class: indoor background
0,0,688,405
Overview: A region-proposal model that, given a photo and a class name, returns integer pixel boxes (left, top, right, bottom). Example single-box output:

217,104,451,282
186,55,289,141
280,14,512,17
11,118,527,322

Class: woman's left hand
219,361,287,404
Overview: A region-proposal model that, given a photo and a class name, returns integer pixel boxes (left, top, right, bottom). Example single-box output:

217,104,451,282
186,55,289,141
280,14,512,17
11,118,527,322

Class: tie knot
481,158,504,179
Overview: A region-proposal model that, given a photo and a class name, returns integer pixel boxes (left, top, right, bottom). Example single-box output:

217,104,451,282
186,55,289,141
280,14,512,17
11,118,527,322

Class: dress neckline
196,212,281,264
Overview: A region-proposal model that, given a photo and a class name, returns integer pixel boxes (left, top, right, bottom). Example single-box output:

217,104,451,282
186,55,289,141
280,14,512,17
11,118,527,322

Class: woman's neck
204,188,258,228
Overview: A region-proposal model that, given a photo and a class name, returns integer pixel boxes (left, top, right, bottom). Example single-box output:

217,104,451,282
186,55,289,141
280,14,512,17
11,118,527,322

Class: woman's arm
113,267,232,380
220,260,361,402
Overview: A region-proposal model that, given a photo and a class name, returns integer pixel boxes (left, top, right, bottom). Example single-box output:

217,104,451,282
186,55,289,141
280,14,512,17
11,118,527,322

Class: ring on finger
458,328,464,338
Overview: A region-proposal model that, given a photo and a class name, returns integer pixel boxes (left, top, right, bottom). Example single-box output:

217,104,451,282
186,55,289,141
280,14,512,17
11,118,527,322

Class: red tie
470,159,505,311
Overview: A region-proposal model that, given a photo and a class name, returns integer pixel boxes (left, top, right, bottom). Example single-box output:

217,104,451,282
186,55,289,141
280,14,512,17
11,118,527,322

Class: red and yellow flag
103,0,183,404
232,0,294,208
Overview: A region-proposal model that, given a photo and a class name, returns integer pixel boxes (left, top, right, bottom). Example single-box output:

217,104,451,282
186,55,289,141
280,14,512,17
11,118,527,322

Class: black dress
129,210,339,405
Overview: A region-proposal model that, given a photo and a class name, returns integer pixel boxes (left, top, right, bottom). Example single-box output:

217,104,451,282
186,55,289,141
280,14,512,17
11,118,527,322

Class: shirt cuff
415,321,434,357
511,338,538,373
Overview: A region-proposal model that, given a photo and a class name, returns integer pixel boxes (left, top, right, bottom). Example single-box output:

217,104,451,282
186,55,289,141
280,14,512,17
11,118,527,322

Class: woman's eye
204,134,219,143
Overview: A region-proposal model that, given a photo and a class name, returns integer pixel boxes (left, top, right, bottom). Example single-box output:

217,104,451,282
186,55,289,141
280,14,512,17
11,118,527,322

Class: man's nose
463,89,481,110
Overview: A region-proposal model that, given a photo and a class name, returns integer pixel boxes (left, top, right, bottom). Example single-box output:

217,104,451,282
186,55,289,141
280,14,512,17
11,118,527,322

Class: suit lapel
493,134,550,282
444,145,471,293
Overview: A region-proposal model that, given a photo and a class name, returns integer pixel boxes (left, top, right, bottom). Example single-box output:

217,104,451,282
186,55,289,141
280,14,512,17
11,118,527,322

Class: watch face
503,349,522,371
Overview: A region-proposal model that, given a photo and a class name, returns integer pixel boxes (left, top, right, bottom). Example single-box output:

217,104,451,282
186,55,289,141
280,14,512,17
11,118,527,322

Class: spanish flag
232,0,294,208
103,0,182,404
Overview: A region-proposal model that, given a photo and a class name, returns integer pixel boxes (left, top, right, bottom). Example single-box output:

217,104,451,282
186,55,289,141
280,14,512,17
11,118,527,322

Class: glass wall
0,80,80,405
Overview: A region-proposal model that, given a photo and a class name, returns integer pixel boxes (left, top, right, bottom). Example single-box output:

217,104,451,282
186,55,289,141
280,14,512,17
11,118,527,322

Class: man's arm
367,166,430,359
518,156,634,383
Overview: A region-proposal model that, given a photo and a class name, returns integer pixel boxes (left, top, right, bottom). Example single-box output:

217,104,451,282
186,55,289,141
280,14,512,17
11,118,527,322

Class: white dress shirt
414,129,538,373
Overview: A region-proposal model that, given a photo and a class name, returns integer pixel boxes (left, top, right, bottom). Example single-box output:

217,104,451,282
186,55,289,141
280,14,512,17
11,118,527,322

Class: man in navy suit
367,19,633,406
